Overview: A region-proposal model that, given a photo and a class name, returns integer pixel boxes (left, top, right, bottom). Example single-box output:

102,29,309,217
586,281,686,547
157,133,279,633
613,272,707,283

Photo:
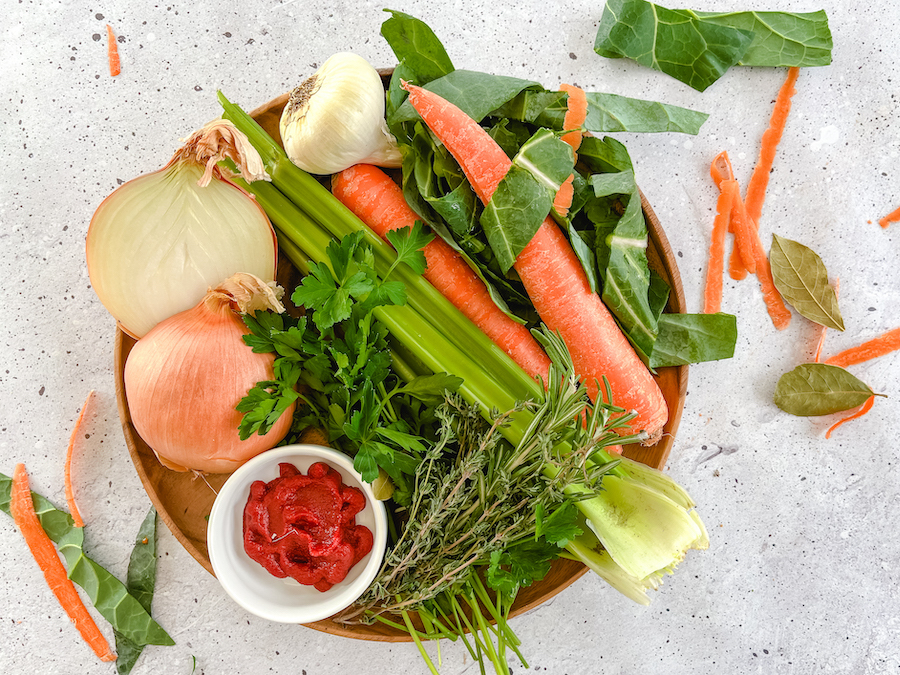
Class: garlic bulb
279,52,402,175
124,273,293,474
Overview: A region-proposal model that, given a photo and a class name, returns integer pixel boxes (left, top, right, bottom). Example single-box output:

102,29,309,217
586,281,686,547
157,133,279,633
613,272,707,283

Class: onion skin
124,281,294,473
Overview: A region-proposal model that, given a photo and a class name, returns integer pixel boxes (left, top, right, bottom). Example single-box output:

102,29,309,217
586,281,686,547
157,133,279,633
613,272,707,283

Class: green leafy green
591,171,657,358
494,89,708,135
595,0,754,92
594,0,832,91
773,363,877,416
648,313,738,368
115,507,161,675
695,9,832,67
480,165,553,273
380,9,454,84
769,233,844,331
0,475,173,647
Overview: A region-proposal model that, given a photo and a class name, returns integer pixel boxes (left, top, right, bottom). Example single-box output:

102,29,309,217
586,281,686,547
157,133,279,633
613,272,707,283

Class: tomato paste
242,461,373,592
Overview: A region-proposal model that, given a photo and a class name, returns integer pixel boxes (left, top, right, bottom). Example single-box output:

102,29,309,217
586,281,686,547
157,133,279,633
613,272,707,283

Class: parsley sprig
237,223,463,500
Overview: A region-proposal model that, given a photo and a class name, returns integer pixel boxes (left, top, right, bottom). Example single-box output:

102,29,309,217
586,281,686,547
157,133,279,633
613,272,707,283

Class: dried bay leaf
770,234,844,330
773,363,876,416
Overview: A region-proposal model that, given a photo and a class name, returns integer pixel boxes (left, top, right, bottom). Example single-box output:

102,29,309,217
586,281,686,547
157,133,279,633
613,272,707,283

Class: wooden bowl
114,86,688,642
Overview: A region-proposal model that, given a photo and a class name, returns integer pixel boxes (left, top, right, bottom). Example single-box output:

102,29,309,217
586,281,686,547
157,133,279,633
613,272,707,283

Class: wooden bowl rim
113,86,688,642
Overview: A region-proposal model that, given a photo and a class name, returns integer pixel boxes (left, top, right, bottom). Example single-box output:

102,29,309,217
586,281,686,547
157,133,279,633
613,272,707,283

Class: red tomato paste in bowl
242,461,374,592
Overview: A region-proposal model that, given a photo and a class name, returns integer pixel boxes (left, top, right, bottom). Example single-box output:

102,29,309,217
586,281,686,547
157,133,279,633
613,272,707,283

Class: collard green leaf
584,92,708,134
595,0,832,91
773,363,875,416
115,507,160,675
390,70,540,125
648,313,737,368
380,9,455,84
0,475,173,647
578,136,634,174
494,89,707,135
590,171,658,357
594,0,754,92
513,128,576,197
695,9,832,67
769,233,844,331
480,165,553,273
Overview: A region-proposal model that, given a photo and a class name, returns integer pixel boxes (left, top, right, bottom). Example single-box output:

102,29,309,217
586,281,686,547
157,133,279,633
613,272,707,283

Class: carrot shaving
744,67,800,227
878,204,900,229
106,24,121,77
825,327,900,368
553,174,575,218
65,391,95,528
559,84,588,154
813,279,840,362
752,238,792,330
724,180,758,276
727,237,749,280
10,464,116,662
703,179,734,313
825,395,875,439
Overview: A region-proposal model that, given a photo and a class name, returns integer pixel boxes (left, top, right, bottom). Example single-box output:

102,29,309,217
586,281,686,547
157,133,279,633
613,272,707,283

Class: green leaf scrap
115,507,161,675
769,233,844,331
773,363,876,416
381,9,455,85
649,313,738,368
594,0,832,91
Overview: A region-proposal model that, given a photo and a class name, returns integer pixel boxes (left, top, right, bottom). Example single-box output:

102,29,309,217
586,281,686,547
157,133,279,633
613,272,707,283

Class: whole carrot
11,463,116,662
401,82,668,440
331,163,552,380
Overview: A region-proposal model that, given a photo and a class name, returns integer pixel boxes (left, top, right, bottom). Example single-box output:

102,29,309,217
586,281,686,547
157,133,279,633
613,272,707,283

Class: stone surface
1,1,898,673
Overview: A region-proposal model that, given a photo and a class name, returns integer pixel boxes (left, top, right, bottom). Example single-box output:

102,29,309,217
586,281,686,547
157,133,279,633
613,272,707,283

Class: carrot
703,179,734,313
559,84,588,154
813,278,840,363
825,395,875,439
710,151,756,275
709,151,748,279
878,204,900,229
552,174,575,219
106,24,120,77
10,464,116,662
825,327,900,368
401,81,668,440
331,164,552,380
727,236,749,280
744,67,800,227
64,391,95,528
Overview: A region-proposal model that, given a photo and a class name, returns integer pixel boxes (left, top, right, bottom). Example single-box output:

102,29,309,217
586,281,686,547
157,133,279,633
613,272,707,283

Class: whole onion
124,273,294,473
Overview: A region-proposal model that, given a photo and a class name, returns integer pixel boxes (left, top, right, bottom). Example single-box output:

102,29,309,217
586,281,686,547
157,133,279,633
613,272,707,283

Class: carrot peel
825,395,875,439
878,205,900,229
65,391,95,528
559,84,588,154
106,24,121,77
702,180,734,314
825,327,900,368
11,464,116,662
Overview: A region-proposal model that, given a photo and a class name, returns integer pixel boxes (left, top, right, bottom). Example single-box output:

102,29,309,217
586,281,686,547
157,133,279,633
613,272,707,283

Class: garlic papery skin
124,273,293,474
279,52,402,175
86,120,277,339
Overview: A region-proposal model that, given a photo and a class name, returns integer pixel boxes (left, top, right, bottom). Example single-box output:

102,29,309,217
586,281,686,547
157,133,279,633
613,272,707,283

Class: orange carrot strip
751,234,792,330
813,278,840,363
402,81,668,440
825,395,875,439
878,205,900,229
727,237,749,280
744,67,800,228
331,164,552,380
552,174,575,219
825,327,900,368
703,180,734,313
710,152,757,275
106,25,120,77
559,84,588,154
64,391,95,528
11,464,116,662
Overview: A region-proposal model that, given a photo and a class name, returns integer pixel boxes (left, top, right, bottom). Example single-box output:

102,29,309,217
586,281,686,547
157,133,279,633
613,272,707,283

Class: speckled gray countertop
1,1,898,673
